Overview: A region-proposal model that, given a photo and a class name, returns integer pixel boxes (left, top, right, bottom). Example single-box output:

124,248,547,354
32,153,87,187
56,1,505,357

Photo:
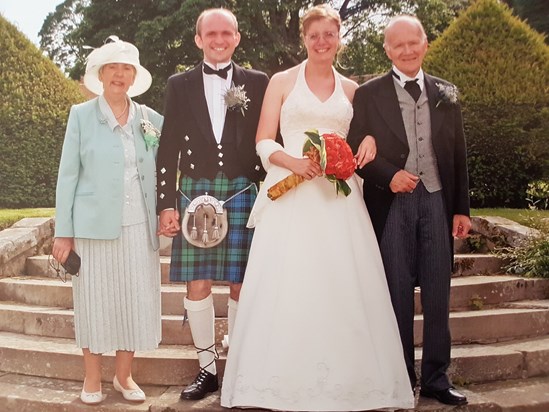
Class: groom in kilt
156,8,268,401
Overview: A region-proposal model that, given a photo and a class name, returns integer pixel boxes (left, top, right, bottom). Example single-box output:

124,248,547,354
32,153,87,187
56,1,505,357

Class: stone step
0,302,226,345
429,274,549,312
0,277,230,316
0,332,208,386
1,299,548,346
1,372,548,412
0,331,548,388
25,255,174,284
452,253,503,277
416,303,549,345
26,253,504,283
2,275,548,317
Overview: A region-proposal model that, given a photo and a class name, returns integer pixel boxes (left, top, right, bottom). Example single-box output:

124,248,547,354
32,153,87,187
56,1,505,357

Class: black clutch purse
61,250,81,275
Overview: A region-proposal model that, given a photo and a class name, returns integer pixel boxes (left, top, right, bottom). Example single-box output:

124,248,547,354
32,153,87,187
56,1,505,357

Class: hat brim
83,62,152,98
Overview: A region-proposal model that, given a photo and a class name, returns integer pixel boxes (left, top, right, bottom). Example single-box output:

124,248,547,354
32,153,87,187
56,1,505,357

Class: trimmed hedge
0,15,85,208
424,0,549,207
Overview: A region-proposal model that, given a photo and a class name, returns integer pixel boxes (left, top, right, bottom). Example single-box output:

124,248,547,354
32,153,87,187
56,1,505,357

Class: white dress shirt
203,61,233,143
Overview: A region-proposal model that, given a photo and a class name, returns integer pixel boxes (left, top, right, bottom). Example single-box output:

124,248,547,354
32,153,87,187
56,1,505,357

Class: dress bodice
280,60,353,155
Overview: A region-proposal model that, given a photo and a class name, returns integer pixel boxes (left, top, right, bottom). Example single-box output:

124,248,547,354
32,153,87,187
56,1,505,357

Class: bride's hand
355,135,376,168
290,157,322,180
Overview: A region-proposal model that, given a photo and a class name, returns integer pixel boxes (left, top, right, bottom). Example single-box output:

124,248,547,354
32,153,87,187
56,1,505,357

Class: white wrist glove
256,139,284,171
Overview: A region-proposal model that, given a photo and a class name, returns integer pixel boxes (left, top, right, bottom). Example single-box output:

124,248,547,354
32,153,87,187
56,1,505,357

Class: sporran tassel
202,214,209,244
212,215,220,240
191,214,198,240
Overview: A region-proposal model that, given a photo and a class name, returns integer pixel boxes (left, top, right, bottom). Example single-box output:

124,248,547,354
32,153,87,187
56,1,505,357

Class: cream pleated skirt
73,222,161,354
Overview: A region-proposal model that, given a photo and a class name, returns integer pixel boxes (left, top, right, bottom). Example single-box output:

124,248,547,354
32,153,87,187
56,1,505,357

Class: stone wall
0,218,55,278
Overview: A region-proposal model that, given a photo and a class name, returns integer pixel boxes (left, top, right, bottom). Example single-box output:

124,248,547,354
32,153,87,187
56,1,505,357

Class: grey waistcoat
394,80,442,193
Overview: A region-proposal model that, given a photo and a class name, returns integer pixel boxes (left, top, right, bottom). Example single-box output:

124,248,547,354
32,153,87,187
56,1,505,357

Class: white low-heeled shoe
113,375,146,402
80,381,106,405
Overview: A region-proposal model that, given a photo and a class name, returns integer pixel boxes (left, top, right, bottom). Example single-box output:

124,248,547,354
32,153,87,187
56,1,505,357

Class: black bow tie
404,79,421,102
203,63,231,79
393,71,421,102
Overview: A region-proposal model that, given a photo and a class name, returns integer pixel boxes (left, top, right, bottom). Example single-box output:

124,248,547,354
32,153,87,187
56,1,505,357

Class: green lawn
0,208,55,231
471,208,549,227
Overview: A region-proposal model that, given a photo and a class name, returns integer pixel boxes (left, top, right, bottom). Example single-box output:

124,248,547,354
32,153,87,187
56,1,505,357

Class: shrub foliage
498,219,549,279
424,0,549,207
0,15,84,207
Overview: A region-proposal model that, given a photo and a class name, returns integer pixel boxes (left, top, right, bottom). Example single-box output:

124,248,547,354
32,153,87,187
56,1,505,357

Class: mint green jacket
55,98,164,250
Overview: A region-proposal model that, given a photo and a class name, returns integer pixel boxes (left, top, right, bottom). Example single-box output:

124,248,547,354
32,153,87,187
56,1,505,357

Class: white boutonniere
223,83,250,116
140,119,161,151
435,83,459,108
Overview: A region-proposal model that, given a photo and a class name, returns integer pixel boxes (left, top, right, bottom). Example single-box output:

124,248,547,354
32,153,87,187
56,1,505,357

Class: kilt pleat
169,172,257,283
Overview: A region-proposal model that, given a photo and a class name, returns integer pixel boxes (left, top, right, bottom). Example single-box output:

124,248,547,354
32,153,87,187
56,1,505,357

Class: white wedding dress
221,61,414,411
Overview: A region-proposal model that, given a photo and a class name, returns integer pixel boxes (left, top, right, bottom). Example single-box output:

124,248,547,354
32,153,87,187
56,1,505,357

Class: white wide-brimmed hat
83,36,152,97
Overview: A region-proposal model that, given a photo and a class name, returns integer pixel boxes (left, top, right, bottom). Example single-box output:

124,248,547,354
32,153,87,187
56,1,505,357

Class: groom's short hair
196,8,239,36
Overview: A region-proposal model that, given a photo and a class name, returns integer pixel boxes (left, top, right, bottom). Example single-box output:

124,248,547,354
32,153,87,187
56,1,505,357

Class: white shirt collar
392,66,425,91
203,60,232,72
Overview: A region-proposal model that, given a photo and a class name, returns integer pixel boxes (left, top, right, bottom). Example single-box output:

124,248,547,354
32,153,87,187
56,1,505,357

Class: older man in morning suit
348,15,471,406
156,8,268,401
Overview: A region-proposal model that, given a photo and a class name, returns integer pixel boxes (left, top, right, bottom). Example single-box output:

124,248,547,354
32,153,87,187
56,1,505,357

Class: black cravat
404,79,421,102
203,63,231,79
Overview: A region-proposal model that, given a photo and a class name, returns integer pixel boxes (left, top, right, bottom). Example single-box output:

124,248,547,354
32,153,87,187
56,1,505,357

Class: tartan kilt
169,172,257,283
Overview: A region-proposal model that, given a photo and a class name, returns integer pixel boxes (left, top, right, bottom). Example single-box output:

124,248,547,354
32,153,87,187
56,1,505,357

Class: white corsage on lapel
139,105,160,151
435,83,459,108
140,119,160,150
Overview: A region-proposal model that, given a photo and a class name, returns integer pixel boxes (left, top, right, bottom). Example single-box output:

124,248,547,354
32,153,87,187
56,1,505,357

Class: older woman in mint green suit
52,36,163,405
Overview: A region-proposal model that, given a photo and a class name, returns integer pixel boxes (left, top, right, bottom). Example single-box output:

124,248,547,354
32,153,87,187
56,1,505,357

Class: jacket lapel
375,72,408,145
230,62,247,147
131,102,148,155
186,64,217,144
425,74,444,139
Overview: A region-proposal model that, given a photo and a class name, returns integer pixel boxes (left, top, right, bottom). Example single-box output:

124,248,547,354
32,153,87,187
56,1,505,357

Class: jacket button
400,154,406,159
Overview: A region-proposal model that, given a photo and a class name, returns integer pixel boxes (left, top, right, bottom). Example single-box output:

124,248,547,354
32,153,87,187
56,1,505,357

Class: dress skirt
73,222,161,354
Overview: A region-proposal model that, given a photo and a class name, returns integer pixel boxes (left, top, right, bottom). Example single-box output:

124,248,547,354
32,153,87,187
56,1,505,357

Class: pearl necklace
114,98,128,120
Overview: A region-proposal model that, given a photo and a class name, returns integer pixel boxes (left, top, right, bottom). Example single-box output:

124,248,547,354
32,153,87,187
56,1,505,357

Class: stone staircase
0,217,548,411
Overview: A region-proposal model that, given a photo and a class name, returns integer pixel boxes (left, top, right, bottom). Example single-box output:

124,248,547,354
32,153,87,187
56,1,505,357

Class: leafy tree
425,0,549,207
0,16,85,207
340,0,471,76
39,0,469,111
39,0,89,79
502,0,549,42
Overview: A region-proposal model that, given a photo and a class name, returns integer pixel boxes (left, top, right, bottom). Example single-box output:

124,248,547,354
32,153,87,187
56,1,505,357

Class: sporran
180,184,254,248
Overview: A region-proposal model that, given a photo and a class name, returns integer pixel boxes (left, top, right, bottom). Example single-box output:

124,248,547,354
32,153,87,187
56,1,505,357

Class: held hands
52,237,75,264
355,135,377,168
453,214,471,239
158,209,181,237
389,170,420,193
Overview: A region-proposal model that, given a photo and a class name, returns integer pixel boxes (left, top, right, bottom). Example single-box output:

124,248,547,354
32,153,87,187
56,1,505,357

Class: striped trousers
380,181,452,391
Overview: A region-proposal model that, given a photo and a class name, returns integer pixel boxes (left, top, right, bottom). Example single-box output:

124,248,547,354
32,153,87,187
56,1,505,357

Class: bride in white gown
221,5,414,411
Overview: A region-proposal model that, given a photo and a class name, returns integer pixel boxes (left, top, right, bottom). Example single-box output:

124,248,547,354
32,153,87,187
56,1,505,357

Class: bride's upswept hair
300,4,341,38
